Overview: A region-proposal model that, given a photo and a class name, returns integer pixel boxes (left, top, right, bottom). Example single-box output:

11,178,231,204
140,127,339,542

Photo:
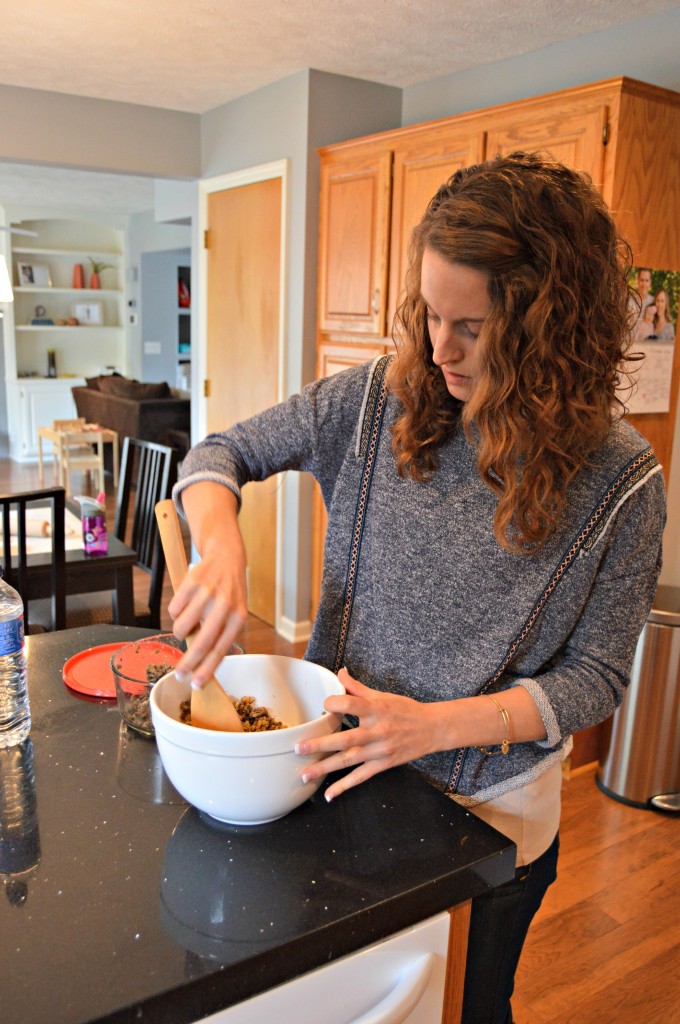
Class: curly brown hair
389,151,637,553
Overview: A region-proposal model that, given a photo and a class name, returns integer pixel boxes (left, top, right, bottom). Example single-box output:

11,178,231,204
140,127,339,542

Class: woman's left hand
296,668,443,802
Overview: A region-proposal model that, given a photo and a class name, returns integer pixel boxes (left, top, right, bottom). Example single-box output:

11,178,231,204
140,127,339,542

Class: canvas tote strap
333,355,392,674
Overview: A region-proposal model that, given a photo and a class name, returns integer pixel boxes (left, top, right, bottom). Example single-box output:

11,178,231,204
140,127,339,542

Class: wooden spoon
155,498,243,732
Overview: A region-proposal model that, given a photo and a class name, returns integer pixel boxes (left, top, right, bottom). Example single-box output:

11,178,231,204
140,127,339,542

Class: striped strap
446,444,660,794
333,355,392,674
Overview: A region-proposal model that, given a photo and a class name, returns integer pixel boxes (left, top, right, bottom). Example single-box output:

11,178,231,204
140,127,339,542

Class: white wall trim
196,159,289,636
277,615,313,645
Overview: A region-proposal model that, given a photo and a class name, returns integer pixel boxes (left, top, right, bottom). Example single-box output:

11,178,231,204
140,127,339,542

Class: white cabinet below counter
9,377,85,461
199,913,450,1024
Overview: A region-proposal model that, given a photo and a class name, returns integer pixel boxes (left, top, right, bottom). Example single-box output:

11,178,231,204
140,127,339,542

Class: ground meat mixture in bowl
179,694,287,731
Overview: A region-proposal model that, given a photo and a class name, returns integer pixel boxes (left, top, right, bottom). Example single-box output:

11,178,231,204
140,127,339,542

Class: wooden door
317,145,392,336
485,101,609,188
388,128,486,322
206,177,282,625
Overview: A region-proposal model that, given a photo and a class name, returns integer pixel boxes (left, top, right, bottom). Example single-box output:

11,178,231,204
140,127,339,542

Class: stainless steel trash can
597,584,680,813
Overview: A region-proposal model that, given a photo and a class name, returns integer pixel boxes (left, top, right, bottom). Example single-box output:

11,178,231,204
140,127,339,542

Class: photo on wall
622,265,679,415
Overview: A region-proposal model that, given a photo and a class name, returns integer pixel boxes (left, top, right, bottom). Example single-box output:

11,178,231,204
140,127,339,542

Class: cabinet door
198,912,450,1023
388,129,486,321
310,341,389,618
318,148,392,336
485,102,608,188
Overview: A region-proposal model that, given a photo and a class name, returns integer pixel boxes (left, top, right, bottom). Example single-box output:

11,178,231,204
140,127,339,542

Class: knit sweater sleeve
513,467,666,746
173,362,372,513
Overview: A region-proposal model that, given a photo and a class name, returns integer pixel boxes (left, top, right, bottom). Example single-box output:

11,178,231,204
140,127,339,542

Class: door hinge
203,229,211,249
203,379,211,398
602,122,610,146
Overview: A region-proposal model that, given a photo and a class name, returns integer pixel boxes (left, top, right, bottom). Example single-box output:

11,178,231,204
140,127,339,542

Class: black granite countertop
0,626,515,1024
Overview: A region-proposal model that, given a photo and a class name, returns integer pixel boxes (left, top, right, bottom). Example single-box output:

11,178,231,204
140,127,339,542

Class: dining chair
44,417,84,483
39,438,179,630
0,487,67,633
52,420,106,499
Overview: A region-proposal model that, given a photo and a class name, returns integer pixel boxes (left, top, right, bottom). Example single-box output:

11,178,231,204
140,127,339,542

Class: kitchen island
0,626,515,1024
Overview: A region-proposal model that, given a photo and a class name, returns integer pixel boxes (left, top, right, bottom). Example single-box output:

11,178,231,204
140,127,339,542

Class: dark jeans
461,832,560,1024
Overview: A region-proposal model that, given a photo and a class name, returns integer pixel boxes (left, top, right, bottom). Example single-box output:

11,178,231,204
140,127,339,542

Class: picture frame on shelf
72,300,103,325
17,261,52,287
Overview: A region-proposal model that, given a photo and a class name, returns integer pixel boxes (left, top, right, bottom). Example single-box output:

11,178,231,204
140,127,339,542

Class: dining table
0,624,516,1024
1,502,137,626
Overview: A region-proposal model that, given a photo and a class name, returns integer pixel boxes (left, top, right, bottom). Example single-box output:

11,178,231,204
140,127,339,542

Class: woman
648,288,676,340
169,152,665,1024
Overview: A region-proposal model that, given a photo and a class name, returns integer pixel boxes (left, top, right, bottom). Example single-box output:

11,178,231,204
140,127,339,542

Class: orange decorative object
89,272,101,289
72,263,84,288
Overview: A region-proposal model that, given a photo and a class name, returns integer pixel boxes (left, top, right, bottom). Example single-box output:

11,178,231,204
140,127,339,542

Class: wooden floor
513,765,680,1024
3,459,679,1022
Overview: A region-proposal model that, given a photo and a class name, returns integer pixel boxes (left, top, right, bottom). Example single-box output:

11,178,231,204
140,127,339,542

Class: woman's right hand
168,483,249,688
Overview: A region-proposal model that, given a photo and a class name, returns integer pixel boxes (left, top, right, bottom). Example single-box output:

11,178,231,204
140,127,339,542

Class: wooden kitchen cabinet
388,126,486,322
317,144,392,336
483,93,609,186
319,78,680,370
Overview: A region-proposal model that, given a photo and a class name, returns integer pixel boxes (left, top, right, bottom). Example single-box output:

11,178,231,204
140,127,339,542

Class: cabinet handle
348,952,434,1024
372,289,380,315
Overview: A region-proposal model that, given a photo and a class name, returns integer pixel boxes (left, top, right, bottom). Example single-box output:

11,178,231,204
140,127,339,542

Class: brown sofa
72,375,191,459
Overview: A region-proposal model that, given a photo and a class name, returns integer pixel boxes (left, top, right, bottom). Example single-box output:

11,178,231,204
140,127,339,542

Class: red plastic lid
62,641,128,699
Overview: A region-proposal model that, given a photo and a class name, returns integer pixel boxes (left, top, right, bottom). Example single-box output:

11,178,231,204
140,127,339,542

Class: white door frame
197,159,289,635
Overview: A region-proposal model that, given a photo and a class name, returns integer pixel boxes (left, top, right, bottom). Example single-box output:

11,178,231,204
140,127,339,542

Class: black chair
34,439,178,631
0,487,67,633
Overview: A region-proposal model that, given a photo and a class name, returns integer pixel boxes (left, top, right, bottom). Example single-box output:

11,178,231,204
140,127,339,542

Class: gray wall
401,6,680,125
140,247,191,386
200,70,402,625
0,84,200,178
125,211,192,380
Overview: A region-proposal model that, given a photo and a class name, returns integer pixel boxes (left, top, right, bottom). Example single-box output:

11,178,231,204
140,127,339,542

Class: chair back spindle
0,487,67,632
114,438,179,627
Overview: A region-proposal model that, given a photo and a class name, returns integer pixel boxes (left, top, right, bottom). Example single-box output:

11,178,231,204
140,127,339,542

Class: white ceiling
2,0,676,114
0,0,677,214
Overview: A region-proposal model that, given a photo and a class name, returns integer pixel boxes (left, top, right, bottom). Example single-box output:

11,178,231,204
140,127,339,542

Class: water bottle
76,492,108,556
0,738,41,906
0,569,31,748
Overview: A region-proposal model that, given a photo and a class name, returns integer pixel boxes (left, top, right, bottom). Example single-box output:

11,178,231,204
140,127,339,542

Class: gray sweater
175,358,666,804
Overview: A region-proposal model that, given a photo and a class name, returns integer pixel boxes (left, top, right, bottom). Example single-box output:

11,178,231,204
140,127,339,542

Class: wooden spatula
155,499,243,732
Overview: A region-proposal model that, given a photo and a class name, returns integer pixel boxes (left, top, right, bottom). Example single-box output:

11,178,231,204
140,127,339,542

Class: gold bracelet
477,694,511,756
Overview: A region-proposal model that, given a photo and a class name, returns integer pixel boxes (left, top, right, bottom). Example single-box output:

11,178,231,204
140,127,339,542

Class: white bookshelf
3,217,127,461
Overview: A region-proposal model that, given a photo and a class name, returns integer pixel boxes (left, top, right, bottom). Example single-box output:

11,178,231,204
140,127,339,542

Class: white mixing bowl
149,653,345,825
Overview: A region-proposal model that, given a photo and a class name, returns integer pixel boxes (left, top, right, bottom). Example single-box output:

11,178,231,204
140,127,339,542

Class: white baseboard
276,615,313,644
